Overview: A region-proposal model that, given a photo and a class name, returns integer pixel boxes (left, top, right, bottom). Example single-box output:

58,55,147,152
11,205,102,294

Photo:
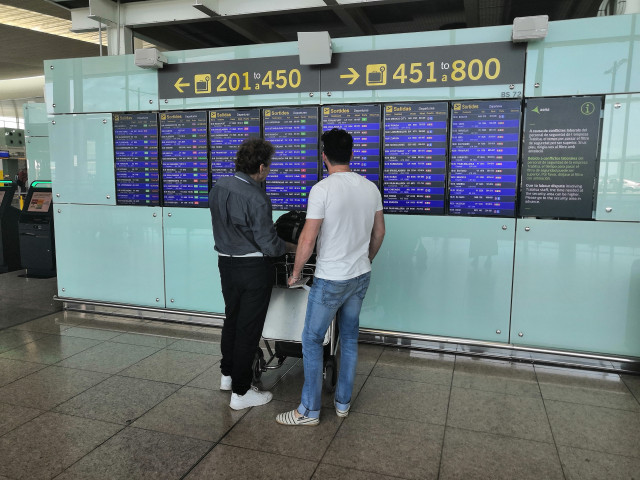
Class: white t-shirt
306,172,383,280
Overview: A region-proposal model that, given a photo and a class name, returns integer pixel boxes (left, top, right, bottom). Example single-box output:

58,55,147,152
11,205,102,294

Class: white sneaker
229,386,273,410
220,375,232,391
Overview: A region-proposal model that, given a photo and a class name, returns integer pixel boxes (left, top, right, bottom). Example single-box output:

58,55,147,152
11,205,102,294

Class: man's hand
287,272,302,287
289,218,322,284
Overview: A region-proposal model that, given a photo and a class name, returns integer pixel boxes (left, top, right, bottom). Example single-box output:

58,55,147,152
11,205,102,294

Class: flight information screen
449,100,521,216
383,103,448,214
263,107,319,210
210,109,261,184
113,113,160,206
160,111,209,207
322,104,381,186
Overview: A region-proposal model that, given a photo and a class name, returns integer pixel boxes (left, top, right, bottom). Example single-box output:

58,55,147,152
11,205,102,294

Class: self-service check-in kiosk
0,180,21,272
18,181,55,277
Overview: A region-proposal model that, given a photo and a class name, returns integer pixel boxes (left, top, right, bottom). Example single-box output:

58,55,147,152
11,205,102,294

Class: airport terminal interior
1,0,640,478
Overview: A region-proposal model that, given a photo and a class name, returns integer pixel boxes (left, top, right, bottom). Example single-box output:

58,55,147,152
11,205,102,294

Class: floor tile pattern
0,270,639,479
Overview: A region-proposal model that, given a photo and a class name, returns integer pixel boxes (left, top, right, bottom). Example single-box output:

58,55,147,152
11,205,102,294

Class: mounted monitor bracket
297,32,333,65
134,48,167,69
512,15,549,42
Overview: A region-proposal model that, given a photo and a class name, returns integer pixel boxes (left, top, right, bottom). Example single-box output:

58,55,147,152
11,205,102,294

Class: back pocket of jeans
321,280,347,308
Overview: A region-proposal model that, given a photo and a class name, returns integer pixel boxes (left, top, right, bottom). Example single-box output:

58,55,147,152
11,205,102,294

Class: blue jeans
297,272,371,419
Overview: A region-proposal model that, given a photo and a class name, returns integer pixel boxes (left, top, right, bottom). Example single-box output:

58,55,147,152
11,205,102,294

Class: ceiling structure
0,0,607,83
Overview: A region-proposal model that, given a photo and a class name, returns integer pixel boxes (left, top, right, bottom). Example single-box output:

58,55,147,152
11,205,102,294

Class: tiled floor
1,270,640,479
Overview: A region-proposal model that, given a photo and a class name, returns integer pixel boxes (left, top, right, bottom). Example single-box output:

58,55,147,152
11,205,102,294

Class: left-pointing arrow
174,77,191,93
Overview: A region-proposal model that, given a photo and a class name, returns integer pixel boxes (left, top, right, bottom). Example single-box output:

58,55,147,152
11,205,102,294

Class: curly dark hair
235,138,275,174
321,128,353,165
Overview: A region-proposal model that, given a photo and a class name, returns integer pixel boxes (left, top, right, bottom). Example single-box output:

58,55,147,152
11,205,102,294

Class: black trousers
218,256,274,395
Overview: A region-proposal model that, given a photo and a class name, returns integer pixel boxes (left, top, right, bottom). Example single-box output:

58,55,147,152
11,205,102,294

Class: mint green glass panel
44,55,158,114
596,94,640,221
163,210,286,313
526,14,640,97
325,25,522,103
162,91,321,110
23,103,49,137
511,219,640,357
25,137,51,182
361,216,515,342
163,208,223,313
49,113,115,205
322,85,521,104
54,204,165,307
161,42,319,110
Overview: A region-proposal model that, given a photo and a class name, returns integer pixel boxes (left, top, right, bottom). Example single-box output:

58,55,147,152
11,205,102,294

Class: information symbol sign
581,102,596,115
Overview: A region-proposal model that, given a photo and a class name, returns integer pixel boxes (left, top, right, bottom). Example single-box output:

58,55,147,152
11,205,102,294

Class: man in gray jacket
209,138,288,410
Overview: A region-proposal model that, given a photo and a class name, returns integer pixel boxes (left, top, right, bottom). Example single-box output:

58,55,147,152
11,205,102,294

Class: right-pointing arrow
340,68,360,85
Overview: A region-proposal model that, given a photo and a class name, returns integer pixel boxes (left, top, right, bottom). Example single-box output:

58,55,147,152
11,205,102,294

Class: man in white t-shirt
276,128,385,426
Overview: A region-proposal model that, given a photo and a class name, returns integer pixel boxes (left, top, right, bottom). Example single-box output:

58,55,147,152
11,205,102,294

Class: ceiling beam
323,0,377,35
193,0,219,17
88,0,117,26
215,17,286,43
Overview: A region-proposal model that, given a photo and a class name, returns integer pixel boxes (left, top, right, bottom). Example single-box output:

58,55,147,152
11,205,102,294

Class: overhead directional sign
158,55,320,99
321,42,525,92
159,42,524,99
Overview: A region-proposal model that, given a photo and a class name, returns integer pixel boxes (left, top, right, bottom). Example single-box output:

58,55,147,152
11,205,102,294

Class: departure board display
449,100,521,216
322,104,381,185
113,113,160,206
383,103,448,214
263,107,319,210
160,111,209,207
210,109,261,184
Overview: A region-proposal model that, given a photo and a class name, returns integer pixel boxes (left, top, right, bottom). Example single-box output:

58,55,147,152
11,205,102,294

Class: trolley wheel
323,355,337,392
252,347,265,382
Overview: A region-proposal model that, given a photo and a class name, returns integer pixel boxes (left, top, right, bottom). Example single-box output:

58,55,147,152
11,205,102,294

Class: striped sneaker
335,402,350,418
276,409,319,426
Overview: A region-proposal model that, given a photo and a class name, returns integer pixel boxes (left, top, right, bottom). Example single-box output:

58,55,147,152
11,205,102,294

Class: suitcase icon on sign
195,75,211,94
366,64,387,86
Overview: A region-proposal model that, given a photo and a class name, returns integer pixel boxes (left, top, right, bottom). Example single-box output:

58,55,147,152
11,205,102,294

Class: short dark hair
321,128,353,165
235,138,275,174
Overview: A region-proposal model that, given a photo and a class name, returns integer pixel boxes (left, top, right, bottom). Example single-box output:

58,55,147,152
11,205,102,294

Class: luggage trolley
252,252,339,392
